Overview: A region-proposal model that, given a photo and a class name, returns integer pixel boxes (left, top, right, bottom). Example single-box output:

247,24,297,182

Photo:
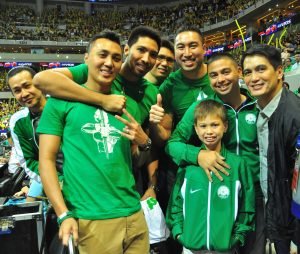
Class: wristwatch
149,184,159,192
138,138,152,151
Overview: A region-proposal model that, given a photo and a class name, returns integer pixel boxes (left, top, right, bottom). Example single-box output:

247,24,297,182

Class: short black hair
207,52,237,67
6,66,36,84
161,39,174,55
87,30,121,53
176,24,203,43
127,26,161,50
241,44,282,70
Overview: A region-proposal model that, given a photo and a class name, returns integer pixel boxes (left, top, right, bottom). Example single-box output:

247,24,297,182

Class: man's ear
237,66,243,79
276,65,284,80
84,53,89,64
124,44,130,57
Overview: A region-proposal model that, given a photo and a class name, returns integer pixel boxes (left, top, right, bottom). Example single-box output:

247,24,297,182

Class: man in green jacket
8,66,47,201
166,53,264,254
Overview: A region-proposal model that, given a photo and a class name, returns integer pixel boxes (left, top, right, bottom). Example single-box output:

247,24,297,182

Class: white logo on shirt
190,188,202,194
217,185,230,199
81,109,121,158
245,113,257,125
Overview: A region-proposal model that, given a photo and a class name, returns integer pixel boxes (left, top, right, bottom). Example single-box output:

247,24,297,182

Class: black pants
150,241,169,254
240,187,266,254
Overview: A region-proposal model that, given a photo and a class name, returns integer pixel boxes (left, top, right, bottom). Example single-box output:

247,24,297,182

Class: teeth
100,70,112,75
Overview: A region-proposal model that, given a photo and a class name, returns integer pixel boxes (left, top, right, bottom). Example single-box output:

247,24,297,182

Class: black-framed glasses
157,55,175,64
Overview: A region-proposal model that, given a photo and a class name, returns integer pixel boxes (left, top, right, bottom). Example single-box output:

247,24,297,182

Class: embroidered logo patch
245,113,256,125
217,185,230,199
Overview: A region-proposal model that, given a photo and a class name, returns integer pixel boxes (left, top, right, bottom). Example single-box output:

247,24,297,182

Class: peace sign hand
115,108,149,146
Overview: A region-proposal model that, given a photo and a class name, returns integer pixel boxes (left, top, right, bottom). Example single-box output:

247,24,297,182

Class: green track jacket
166,146,255,251
9,107,40,182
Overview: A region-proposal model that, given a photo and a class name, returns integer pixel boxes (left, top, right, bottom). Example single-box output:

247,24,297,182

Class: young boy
166,100,255,254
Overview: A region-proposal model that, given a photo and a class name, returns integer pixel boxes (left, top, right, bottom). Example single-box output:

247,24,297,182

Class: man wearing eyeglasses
145,39,175,87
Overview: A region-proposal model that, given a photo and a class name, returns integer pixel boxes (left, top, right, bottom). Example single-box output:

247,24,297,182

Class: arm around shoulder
33,68,126,113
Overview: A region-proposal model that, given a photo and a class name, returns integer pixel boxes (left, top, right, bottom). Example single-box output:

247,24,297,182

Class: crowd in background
0,99,21,131
0,0,258,41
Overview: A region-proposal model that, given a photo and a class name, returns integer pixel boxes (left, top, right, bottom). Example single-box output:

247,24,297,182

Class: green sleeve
11,123,40,181
68,63,88,84
37,98,67,136
231,159,255,247
165,101,201,166
166,167,186,239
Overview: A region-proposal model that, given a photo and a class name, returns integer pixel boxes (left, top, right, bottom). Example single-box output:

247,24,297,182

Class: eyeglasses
157,55,175,64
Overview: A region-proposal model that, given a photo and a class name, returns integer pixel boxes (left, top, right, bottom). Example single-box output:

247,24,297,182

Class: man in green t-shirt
37,31,150,253
149,25,214,142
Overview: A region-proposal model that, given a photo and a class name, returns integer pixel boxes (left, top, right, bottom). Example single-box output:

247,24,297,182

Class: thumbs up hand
149,94,165,124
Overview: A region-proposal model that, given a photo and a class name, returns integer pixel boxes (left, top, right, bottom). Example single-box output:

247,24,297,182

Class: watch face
139,138,152,151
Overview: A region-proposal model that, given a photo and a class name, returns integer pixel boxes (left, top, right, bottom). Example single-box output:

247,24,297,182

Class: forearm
166,139,200,166
147,159,158,186
33,70,108,107
149,123,170,146
165,104,200,165
39,158,68,216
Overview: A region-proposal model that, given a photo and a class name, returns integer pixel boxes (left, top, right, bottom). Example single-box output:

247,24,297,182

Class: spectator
37,31,150,252
241,44,300,254
291,52,300,71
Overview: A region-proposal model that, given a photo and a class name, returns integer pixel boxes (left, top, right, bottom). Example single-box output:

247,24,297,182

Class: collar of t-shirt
114,74,148,102
179,69,209,88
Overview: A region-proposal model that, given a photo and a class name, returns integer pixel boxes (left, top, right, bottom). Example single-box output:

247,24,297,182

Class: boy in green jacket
167,100,255,253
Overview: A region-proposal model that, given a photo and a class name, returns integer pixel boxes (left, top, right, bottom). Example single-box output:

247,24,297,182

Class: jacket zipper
224,100,256,155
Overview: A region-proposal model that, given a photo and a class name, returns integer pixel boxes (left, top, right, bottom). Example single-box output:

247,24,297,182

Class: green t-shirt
37,96,141,220
159,69,214,126
69,64,158,124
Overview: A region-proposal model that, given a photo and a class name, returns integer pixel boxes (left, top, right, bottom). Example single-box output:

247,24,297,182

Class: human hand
59,218,78,246
149,94,165,124
14,186,29,197
101,94,126,114
141,187,156,201
115,109,148,146
197,150,230,182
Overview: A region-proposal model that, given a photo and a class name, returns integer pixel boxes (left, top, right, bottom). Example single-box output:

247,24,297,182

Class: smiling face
208,58,241,96
243,55,283,108
194,114,227,152
124,36,159,79
8,70,45,112
149,46,175,80
85,38,122,92
175,31,205,74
